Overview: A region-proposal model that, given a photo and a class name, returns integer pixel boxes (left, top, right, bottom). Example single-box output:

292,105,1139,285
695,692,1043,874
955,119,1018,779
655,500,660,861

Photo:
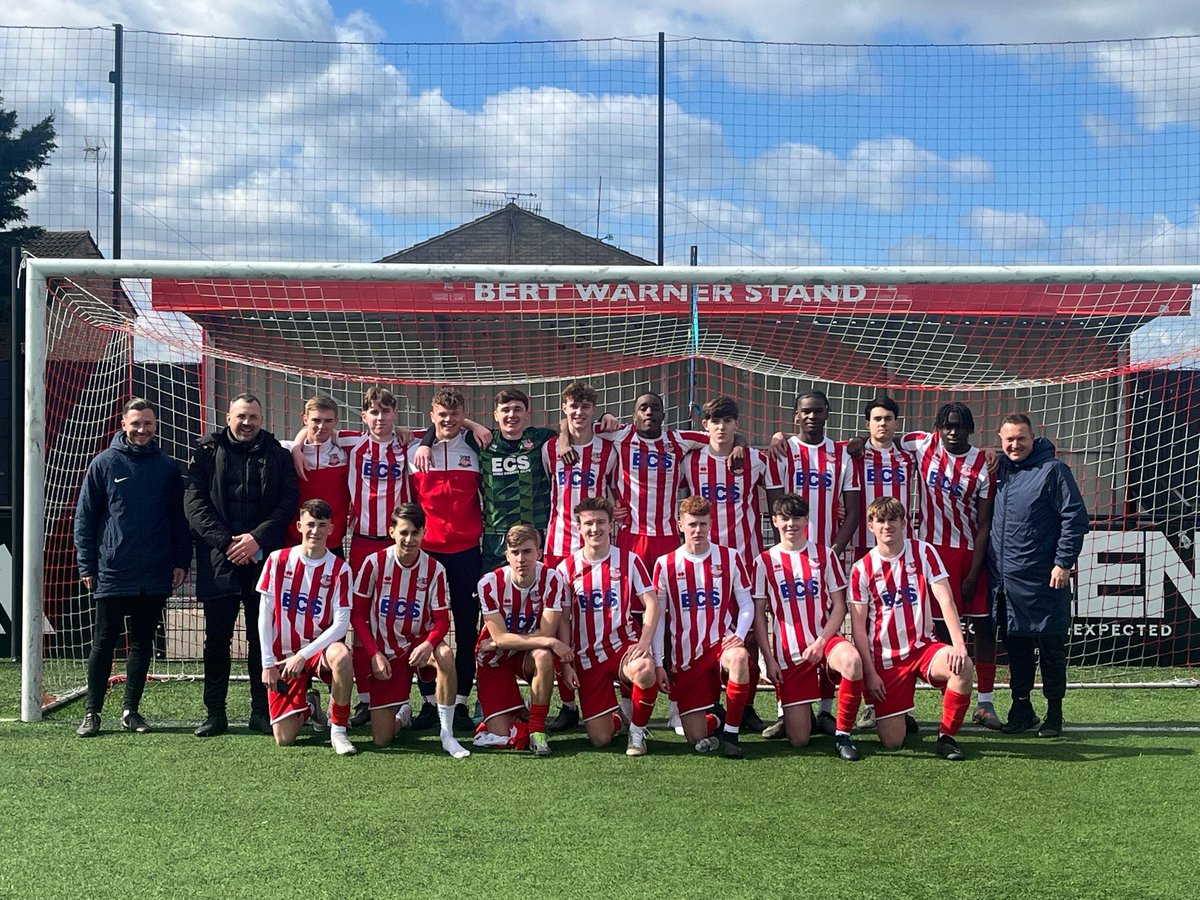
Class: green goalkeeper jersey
478,426,557,533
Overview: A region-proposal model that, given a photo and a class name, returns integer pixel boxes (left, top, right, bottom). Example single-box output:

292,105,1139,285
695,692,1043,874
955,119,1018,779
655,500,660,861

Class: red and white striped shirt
256,548,352,665
752,542,847,669
477,562,567,668
848,540,948,669
653,544,750,672
603,426,708,536
766,436,860,550
409,431,483,554
852,443,916,552
352,548,449,659
682,446,769,559
541,436,618,559
557,546,651,671
343,431,415,539
284,438,352,546
900,432,992,550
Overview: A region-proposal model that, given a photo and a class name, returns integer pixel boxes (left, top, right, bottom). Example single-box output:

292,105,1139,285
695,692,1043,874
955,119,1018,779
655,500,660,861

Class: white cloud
750,137,991,214
1062,209,1200,264
437,0,1200,43
965,207,1050,251
1090,41,1200,129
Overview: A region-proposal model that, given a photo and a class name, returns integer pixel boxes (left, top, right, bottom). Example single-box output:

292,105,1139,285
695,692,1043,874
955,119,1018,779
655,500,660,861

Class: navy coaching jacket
74,431,192,599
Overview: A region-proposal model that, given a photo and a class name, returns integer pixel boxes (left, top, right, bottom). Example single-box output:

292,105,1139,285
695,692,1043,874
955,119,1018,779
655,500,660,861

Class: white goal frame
20,258,1200,721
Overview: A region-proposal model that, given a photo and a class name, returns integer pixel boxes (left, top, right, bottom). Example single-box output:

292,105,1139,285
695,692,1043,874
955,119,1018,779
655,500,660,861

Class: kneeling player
558,497,661,756
475,525,573,756
257,499,357,756
652,496,755,758
752,494,864,761
848,497,974,760
351,503,470,759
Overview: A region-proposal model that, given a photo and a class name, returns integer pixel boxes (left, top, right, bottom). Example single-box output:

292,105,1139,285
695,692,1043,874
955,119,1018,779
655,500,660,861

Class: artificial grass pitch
1,663,1197,900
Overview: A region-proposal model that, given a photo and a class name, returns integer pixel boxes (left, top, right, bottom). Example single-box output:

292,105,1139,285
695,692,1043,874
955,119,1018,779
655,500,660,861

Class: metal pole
9,248,22,662
657,32,665,267
20,264,47,721
109,23,123,259
688,245,698,419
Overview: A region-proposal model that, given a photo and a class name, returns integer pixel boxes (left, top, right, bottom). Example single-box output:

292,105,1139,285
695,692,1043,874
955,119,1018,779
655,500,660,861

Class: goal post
20,258,1200,721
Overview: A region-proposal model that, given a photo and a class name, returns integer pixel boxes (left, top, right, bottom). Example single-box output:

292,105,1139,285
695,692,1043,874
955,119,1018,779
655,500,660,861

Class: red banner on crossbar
150,280,1192,318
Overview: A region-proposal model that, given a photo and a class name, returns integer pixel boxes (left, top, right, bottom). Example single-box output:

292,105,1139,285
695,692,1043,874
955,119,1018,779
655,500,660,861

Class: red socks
725,679,754,730
630,683,658,728
329,701,351,729
611,711,624,733
976,661,996,695
940,689,972,737
705,713,720,736
836,678,864,733
529,702,550,735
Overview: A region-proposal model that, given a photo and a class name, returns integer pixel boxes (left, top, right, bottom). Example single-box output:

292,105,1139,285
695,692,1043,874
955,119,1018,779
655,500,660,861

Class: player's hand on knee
720,633,744,652
409,641,434,668
371,652,391,680
550,639,573,662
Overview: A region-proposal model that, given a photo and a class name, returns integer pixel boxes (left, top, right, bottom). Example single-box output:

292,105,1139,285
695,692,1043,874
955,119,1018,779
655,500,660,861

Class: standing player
285,396,351,555
763,390,861,737
752,494,865,761
848,497,974,760
557,497,661,756
474,525,572,756
256,500,357,755
900,402,998,729
350,503,471,759
652,497,755,758
543,382,619,569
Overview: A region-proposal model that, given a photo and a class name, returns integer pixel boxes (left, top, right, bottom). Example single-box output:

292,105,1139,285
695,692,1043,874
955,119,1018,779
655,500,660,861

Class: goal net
20,259,1200,719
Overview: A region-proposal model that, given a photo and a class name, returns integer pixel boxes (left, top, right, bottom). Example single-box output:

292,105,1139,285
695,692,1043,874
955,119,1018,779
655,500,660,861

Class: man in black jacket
185,393,299,736
989,413,1089,738
74,398,192,737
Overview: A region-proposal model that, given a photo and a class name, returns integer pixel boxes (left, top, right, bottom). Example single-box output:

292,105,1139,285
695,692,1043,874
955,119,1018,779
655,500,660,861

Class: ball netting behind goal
21,260,1200,718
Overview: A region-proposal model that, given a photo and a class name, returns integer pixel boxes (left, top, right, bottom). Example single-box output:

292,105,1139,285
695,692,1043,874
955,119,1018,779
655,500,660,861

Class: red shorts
872,642,948,720
615,531,679,612
367,656,437,710
477,652,532,723
669,644,723,716
577,643,637,722
350,534,393,573
269,653,331,725
778,635,849,707
933,544,988,618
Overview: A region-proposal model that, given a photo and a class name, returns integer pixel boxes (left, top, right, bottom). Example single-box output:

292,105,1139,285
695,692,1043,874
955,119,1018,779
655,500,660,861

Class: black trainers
905,714,920,736
76,712,101,738
194,714,228,738
1037,712,1063,738
814,710,838,736
411,701,439,730
721,733,744,759
248,712,273,735
1002,702,1041,734
936,734,966,761
453,703,477,732
121,711,150,734
740,705,767,733
762,716,786,739
350,701,371,728
834,733,861,761
546,705,580,734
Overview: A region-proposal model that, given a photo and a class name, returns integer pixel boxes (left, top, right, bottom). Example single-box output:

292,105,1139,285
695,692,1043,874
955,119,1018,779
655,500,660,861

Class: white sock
441,732,471,759
629,723,645,739
455,693,469,707
422,694,436,705
358,693,370,704
122,708,131,717
437,704,455,735
331,724,347,735
776,700,784,718
618,697,633,719
724,723,740,735
978,692,994,706
819,698,833,715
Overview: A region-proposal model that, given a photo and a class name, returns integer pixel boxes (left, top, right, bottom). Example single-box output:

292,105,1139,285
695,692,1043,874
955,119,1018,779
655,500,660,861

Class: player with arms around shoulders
752,493,865,761
652,497,755,759
283,395,352,555
557,497,662,756
257,499,357,755
848,497,975,761
351,502,471,759
474,525,573,756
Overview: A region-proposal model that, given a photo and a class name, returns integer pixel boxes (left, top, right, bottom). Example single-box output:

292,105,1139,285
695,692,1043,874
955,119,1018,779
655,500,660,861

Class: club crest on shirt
321,573,332,586
328,449,342,465
521,438,534,450
712,565,723,578
416,576,428,589
610,566,622,580
458,455,472,468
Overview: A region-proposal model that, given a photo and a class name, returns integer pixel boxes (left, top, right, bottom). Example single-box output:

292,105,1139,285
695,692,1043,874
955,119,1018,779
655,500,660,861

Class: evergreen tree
0,94,57,323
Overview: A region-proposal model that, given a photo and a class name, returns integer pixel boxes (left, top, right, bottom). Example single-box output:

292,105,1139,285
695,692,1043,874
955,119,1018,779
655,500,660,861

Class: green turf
1,661,1198,900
